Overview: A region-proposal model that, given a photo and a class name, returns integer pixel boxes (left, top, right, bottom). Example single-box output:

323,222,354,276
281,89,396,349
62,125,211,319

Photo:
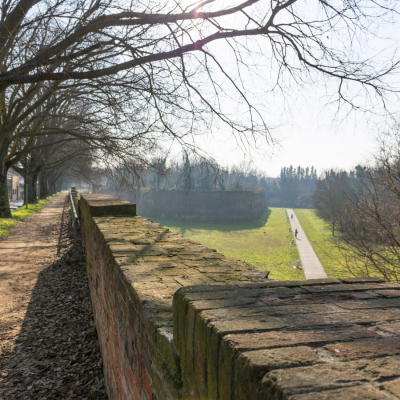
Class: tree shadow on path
0,225,107,400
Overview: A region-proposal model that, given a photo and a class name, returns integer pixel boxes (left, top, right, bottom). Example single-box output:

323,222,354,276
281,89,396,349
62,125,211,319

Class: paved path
287,208,328,280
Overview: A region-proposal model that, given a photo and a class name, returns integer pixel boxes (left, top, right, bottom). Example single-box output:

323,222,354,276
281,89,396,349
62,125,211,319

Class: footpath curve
287,208,328,280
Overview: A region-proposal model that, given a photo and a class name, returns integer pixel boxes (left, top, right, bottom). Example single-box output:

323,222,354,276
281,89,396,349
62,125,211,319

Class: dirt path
0,193,107,399
0,194,66,321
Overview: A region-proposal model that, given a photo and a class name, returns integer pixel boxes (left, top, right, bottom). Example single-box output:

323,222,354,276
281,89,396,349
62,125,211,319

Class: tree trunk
39,172,49,199
28,172,38,204
0,142,12,218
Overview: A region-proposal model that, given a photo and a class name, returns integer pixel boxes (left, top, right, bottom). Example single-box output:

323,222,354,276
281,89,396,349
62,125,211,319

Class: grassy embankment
294,209,351,279
0,193,60,237
152,207,304,280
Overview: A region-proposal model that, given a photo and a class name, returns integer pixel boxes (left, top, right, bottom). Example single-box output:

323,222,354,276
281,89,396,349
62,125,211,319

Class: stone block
281,309,400,328
375,289,400,298
287,385,390,399
325,337,400,359
305,282,400,293
233,347,318,400
258,363,368,398
333,297,400,310
340,277,385,283
223,326,378,351
376,321,400,334
379,377,400,397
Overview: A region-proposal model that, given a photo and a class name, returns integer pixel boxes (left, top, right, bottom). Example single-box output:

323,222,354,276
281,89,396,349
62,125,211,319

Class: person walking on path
295,228,298,238
291,214,293,219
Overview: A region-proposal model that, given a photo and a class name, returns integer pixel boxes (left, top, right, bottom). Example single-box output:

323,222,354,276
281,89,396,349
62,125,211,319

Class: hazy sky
168,1,400,178
212,95,382,177
188,81,389,177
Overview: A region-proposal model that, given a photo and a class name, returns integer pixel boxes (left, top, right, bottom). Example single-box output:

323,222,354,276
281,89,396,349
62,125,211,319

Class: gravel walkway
0,194,107,400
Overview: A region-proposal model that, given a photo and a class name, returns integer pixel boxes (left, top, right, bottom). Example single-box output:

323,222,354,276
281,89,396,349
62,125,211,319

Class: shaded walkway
0,193,107,399
287,208,328,280
0,194,66,322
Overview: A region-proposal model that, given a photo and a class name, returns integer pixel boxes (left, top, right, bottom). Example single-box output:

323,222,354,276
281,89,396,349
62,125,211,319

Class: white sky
165,0,400,178
182,84,390,177
207,94,382,177
178,0,400,177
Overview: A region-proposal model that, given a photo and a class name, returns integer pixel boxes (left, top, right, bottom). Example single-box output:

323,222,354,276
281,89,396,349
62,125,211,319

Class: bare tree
333,130,400,282
313,169,353,236
1,0,399,217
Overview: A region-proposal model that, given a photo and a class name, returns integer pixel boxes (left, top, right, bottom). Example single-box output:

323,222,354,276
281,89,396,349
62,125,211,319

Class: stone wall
80,193,400,400
138,189,267,222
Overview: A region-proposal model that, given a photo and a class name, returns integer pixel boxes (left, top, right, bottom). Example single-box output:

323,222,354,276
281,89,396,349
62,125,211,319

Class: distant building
7,168,24,201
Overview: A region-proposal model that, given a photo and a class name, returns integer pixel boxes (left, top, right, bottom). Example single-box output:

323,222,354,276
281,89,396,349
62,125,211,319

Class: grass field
294,209,351,279
152,208,304,281
0,193,60,238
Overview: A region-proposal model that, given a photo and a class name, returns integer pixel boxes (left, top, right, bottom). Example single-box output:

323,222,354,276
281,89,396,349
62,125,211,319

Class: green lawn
294,209,351,279
0,193,60,237
151,208,304,280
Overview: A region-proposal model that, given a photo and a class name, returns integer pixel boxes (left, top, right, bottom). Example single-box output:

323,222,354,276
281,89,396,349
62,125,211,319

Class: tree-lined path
0,194,66,319
287,208,328,280
0,193,107,399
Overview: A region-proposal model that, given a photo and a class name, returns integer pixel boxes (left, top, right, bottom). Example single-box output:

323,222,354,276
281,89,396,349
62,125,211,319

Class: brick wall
80,193,400,400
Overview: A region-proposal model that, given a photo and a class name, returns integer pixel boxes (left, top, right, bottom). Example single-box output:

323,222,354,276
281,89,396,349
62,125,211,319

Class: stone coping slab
173,279,400,400
81,193,136,216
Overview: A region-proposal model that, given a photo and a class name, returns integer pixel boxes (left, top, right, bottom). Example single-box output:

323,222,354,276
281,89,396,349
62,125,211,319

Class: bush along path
0,193,107,400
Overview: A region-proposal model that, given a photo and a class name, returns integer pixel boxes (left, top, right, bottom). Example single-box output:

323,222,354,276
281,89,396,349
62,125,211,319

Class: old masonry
79,193,400,400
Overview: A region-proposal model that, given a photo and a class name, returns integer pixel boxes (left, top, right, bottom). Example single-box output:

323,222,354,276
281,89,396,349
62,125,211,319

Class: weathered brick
258,363,367,398
376,321,400,334
224,326,378,350
142,367,153,400
234,347,318,400
340,277,385,284
281,309,400,328
261,291,377,305
260,356,400,398
375,289,400,298
255,302,342,315
236,278,340,289
287,385,390,399
379,377,400,397
305,282,400,293
333,297,400,310
188,296,259,310
210,317,288,334
325,337,400,359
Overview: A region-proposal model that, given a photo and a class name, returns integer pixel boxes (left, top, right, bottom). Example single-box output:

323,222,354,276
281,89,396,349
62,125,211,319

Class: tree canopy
1,0,400,217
